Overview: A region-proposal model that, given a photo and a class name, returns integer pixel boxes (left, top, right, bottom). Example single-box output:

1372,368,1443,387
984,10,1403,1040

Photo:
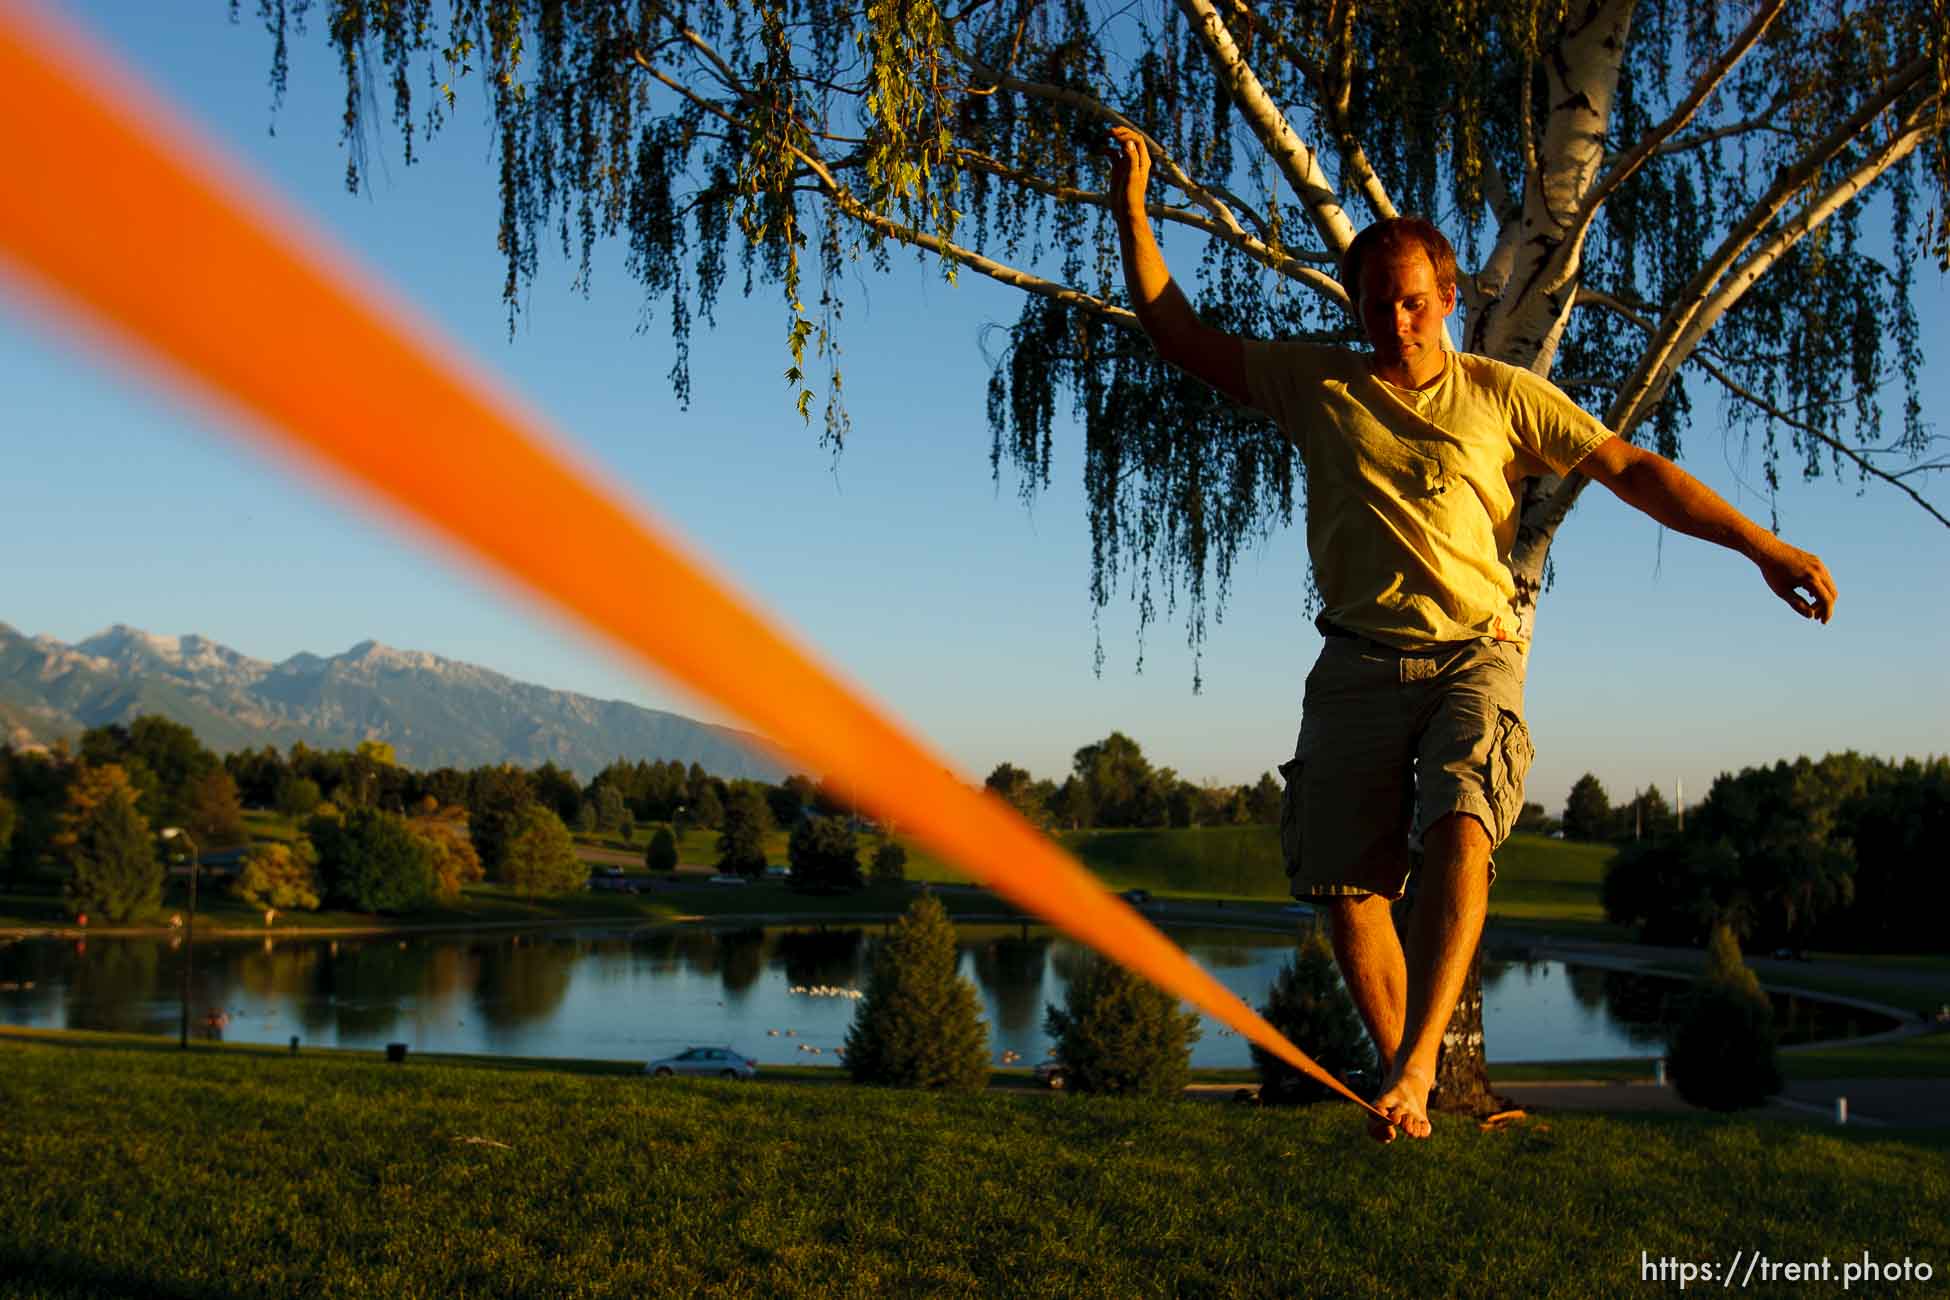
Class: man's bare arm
1107,127,1250,406
1580,436,1838,623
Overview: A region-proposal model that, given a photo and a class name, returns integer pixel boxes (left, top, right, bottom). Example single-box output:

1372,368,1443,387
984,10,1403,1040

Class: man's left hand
1755,539,1837,623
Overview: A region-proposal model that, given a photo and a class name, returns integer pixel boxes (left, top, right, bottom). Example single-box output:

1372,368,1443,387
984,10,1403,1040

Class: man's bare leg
1373,811,1492,1139
1323,893,1407,1141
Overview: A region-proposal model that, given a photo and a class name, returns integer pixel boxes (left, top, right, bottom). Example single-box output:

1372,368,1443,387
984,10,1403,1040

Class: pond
0,923,1897,1069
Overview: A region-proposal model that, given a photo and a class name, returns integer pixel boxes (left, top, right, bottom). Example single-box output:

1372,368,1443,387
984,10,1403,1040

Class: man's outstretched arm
1579,436,1839,622
1107,126,1250,406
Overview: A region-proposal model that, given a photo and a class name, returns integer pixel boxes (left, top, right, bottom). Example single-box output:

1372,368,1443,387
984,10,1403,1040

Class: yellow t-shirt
1243,341,1613,648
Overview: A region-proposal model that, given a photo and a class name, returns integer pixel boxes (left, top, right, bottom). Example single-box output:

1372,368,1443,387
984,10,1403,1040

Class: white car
707,874,749,887
645,1046,759,1080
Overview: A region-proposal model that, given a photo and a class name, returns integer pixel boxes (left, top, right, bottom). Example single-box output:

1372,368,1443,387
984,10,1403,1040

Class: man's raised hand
1107,126,1152,221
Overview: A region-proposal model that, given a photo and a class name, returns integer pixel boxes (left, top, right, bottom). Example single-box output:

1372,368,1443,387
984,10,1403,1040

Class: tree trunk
1393,891,1508,1118
1430,951,1506,1117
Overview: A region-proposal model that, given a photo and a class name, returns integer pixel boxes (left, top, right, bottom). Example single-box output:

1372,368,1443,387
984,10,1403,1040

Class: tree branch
786,148,1137,330
1568,0,1787,238
951,54,1257,243
1322,0,1396,221
1575,288,1949,529
1692,353,1950,530
953,149,1347,304
627,49,1137,329
1647,113,1798,159
1172,0,1357,255
1606,56,1936,434
1220,0,1396,221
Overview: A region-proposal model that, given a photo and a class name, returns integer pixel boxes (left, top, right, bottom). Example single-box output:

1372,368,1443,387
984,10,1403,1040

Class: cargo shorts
1277,631,1534,900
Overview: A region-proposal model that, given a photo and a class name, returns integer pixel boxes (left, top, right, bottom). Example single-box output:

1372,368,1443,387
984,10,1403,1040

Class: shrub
229,842,321,911
309,806,435,914
1668,925,1782,1111
870,839,907,884
500,804,586,899
1044,952,1202,1096
788,815,862,892
645,826,678,873
66,786,161,922
844,892,989,1090
1250,924,1377,1104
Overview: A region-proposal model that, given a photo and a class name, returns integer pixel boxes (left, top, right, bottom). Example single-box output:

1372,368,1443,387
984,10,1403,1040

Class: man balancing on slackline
1105,126,1837,1141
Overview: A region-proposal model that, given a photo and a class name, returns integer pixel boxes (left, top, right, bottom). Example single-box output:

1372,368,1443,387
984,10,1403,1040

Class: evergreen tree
787,815,863,893
1246,773,1283,826
844,892,989,1090
1251,925,1378,1105
691,783,725,831
645,826,679,873
66,786,161,922
1668,925,1783,1111
501,803,587,899
466,764,536,876
594,784,628,833
870,839,907,884
716,787,773,877
1563,774,1613,841
1044,952,1202,1096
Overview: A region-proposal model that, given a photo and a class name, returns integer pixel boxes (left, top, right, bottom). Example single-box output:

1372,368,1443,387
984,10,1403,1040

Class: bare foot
1372,1067,1434,1140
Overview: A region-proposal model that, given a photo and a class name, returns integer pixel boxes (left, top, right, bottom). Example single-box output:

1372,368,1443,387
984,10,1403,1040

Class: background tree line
985,731,1282,831
1592,753,1947,954
1,717,1281,918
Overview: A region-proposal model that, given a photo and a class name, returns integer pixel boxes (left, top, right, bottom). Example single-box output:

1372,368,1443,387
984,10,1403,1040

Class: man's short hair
1340,217,1459,303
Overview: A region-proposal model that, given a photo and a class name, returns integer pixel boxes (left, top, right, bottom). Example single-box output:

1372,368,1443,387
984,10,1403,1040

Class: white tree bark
1173,0,1358,257
1472,0,1635,372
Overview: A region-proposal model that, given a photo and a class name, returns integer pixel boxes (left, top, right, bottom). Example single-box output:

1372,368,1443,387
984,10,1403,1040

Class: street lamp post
162,827,199,1049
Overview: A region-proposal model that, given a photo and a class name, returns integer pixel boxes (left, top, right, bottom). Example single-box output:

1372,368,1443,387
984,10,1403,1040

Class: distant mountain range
0,622,788,782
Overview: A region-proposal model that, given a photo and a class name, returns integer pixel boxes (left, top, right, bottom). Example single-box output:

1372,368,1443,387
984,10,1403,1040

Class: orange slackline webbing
0,2,1386,1125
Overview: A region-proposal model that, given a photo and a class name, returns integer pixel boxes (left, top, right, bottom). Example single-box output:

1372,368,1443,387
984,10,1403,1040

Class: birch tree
247,0,1946,1112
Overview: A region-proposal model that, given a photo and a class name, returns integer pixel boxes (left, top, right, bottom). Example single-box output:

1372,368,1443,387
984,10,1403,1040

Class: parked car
707,874,749,887
1119,888,1151,906
1034,1060,1070,1090
645,1047,759,1080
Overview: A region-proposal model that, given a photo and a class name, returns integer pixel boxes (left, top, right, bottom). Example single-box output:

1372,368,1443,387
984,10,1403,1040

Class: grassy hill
0,1035,1942,1298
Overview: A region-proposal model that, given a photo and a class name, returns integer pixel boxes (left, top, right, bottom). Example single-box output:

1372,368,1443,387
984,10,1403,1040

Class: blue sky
4,2,1946,816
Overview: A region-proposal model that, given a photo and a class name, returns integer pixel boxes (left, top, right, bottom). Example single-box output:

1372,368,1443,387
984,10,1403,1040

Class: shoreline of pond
3,904,1933,1051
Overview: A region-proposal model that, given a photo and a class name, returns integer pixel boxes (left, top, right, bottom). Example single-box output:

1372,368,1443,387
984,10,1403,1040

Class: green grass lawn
1776,1030,1950,1081
1637,959,1950,1017
0,1036,1943,1298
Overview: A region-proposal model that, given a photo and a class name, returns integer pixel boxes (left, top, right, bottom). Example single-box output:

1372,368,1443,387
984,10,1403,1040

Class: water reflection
970,936,1050,1033
773,928,868,991
0,924,1898,1067
719,927,766,999
474,938,576,1032
66,939,167,1035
